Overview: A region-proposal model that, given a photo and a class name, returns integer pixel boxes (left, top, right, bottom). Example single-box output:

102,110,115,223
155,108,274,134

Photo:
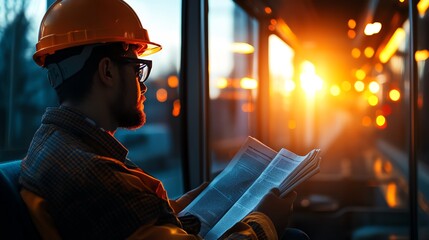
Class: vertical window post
180,0,210,190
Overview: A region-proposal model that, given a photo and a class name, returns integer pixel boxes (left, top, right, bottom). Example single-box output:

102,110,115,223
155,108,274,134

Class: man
19,0,300,239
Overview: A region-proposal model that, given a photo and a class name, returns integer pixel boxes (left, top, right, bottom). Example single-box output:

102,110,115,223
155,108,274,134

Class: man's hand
253,188,297,235
170,182,209,213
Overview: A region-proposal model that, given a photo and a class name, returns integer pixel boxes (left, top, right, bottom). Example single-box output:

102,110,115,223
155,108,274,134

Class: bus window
208,0,259,174
119,0,184,198
268,34,295,150
0,1,54,161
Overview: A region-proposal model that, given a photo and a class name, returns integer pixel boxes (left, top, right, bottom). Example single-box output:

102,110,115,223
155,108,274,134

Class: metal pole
408,0,418,239
180,0,209,191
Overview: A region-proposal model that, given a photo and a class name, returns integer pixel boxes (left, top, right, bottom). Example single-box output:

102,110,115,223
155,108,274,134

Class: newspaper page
204,148,321,240
279,149,321,196
178,136,277,236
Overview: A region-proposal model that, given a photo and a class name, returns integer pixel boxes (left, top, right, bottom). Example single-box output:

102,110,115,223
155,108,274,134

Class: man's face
113,51,148,130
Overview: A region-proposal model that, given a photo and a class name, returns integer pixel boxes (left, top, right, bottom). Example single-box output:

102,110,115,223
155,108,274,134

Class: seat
0,160,41,240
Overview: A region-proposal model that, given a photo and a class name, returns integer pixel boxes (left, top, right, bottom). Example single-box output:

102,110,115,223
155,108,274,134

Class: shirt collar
41,106,129,161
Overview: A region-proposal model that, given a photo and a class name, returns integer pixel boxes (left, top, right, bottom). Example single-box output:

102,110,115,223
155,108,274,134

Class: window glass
120,0,184,198
372,19,410,219
290,16,412,239
0,1,54,161
268,34,295,150
208,0,259,174
263,4,413,239
365,18,415,238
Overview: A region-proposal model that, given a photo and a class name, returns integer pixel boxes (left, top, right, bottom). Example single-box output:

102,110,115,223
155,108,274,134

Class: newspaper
179,136,322,239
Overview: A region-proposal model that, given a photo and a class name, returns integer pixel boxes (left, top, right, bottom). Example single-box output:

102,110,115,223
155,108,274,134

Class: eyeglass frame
112,57,152,83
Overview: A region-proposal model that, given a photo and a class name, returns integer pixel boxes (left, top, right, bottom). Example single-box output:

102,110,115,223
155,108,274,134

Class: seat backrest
0,160,41,240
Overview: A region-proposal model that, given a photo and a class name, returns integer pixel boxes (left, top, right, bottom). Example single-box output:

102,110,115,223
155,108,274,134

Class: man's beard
116,104,146,130
114,78,146,130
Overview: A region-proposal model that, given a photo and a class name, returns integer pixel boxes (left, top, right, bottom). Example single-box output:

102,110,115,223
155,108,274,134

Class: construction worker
19,0,303,239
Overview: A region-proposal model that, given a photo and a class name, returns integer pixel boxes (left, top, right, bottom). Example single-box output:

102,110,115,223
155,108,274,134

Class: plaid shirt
19,106,181,239
19,106,273,240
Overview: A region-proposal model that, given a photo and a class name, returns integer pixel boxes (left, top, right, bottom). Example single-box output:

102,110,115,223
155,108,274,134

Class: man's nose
141,83,147,94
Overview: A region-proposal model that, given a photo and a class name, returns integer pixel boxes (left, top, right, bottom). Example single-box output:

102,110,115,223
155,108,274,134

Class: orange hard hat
33,0,161,66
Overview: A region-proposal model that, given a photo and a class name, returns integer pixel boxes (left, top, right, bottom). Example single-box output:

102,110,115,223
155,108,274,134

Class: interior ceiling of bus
267,0,408,82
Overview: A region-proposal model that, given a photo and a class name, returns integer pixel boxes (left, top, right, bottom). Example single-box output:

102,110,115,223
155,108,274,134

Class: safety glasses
113,57,152,83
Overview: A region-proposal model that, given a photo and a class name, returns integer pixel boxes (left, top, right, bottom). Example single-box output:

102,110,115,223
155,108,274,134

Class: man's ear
98,57,115,87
